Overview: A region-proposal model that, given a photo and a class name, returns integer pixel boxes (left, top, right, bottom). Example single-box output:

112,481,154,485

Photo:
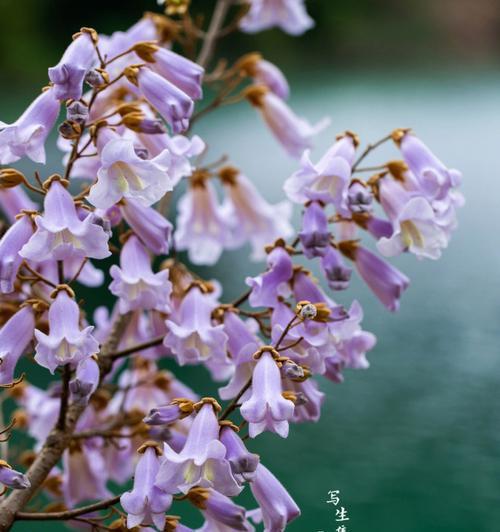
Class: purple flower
164,285,229,366
148,47,204,100
399,131,462,201
49,30,96,100
299,201,330,258
220,425,260,484
34,289,99,373
246,245,293,308
109,235,172,314
175,180,233,265
219,167,293,260
284,134,355,207
347,181,373,213
250,463,300,531
0,214,34,293
136,67,194,134
246,86,328,158
0,186,37,222
0,306,35,385
240,55,290,99
0,462,30,490
345,244,409,311
155,402,241,495
0,87,59,164
121,443,173,529
320,247,352,291
144,399,194,426
88,133,173,209
70,356,99,405
198,488,250,531
285,378,325,423
240,351,295,438
240,0,314,35
20,180,110,262
121,199,172,255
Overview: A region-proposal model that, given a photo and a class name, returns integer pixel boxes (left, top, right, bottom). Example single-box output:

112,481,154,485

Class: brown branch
108,335,165,361
197,0,233,68
352,134,392,171
56,366,71,430
0,313,131,530
16,494,121,521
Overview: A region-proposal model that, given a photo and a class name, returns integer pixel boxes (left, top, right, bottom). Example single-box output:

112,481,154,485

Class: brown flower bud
133,41,160,63
0,168,25,189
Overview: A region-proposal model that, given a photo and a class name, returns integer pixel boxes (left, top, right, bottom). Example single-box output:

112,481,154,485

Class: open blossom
0,462,30,490
155,402,241,496
219,166,293,260
121,443,172,530
220,425,260,484
377,178,448,260
109,235,172,314
88,133,173,209
134,67,194,134
245,86,328,158
240,351,295,438
250,463,300,531
0,306,35,385
20,180,110,262
48,30,96,100
284,133,356,207
299,201,330,258
0,186,37,222
246,245,293,308
34,289,99,373
240,0,314,35
0,87,59,164
0,214,34,293
175,178,233,265
121,199,172,255
164,285,229,366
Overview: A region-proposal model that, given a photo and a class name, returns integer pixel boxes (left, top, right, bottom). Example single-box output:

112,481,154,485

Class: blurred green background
2,0,500,531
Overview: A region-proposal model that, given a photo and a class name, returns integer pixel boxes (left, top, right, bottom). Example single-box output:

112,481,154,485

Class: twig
56,366,71,430
16,494,122,521
108,335,165,361
197,0,233,68
352,134,392,171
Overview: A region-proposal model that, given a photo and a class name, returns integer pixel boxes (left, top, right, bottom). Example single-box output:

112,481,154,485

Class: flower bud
0,169,25,189
66,101,89,124
58,120,82,140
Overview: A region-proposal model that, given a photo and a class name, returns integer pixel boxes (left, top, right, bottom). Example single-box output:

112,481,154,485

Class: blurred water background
2,0,500,530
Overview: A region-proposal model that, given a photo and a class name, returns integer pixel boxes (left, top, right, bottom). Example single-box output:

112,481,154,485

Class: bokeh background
2,0,500,531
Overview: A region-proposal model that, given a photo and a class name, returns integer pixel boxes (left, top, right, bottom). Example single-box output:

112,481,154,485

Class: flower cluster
0,1,462,531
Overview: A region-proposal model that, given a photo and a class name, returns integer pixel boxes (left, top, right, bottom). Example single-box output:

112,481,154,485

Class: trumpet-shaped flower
0,88,59,164
240,0,314,35
0,462,30,490
109,235,172,314
34,290,99,373
20,181,110,262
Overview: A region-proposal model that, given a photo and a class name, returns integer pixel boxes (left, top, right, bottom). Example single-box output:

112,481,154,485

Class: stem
197,0,233,68
56,366,71,430
352,134,392,171
108,335,165,361
231,288,251,308
16,495,122,521
57,260,64,284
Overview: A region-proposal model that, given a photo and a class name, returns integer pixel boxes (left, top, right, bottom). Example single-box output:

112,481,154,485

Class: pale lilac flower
62,444,110,507
34,290,99,373
175,180,233,266
240,55,289,99
144,400,193,426
148,47,204,100
240,0,314,35
284,134,355,207
121,199,172,255
121,444,173,530
0,186,37,222
0,306,35,385
246,86,328,158
200,489,250,531
220,426,260,484
0,214,34,293
70,356,99,405
246,245,293,308
220,167,293,260
286,378,324,423
299,201,330,258
49,31,96,100
241,351,295,438
155,403,241,495
349,245,409,311
0,463,30,490
164,285,229,366
0,87,59,164
399,131,462,201
88,135,173,209
347,181,373,213
109,235,172,314
136,68,194,134
250,463,300,531
320,247,352,291
20,181,110,262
